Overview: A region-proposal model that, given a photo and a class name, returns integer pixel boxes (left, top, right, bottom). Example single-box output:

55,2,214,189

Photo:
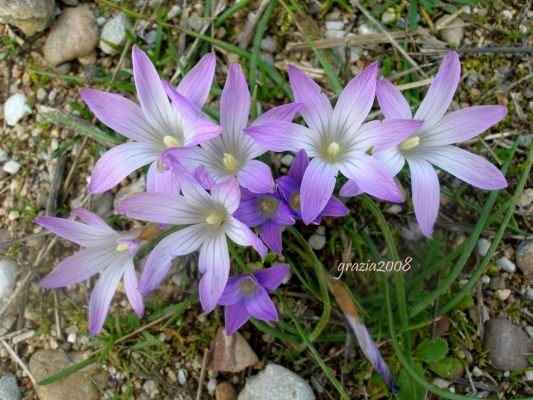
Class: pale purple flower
218,264,289,335
245,64,422,223
80,45,220,194
167,62,302,194
375,52,507,237
35,209,143,336
233,188,295,255
277,149,348,224
117,178,267,312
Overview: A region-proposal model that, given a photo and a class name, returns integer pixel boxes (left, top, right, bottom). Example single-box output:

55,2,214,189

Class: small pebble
0,373,21,400
0,150,7,163
280,153,294,167
100,13,132,55
527,289,533,301
167,4,182,20
3,160,21,175
142,380,158,396
207,378,217,395
496,257,516,273
518,188,533,208
525,326,533,339
495,289,511,301
4,93,32,126
381,10,397,24
260,37,277,53
525,371,533,381
472,366,483,377
36,88,48,102
67,332,77,344
476,238,491,257
502,9,513,19
144,30,158,46
325,20,344,31
480,275,490,285
309,233,326,250
177,369,187,385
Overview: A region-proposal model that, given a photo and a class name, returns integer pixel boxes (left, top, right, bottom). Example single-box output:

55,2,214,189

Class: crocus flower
35,209,143,336
218,264,289,335
79,45,220,194
168,62,301,193
375,52,507,237
117,178,267,312
245,64,422,223
277,149,349,224
233,188,295,255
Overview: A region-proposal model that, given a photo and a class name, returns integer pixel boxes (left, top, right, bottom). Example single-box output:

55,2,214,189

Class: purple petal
373,148,405,177
123,257,144,318
259,220,282,255
254,263,289,292
339,154,403,202
339,179,363,197
40,246,116,288
186,118,222,147
224,304,251,335
276,176,299,207
332,63,378,136
70,208,114,232
244,285,278,321
199,233,230,312
321,196,349,218
218,276,245,306
288,149,309,181
354,119,423,152
192,164,216,189
88,256,127,335
147,161,181,194
252,102,302,126
139,224,209,294
211,177,240,214
376,79,412,120
271,201,295,226
238,160,275,193
407,158,440,238
176,52,216,108
88,142,159,194
79,88,161,145
244,122,318,154
220,63,250,146
288,65,333,133
234,198,265,227
421,105,508,147
35,215,116,247
414,52,461,128
300,158,338,224
225,216,267,259
422,145,507,190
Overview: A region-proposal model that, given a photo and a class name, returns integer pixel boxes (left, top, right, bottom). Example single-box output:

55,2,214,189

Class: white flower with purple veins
169,62,302,193
245,63,423,223
374,52,508,237
35,209,144,336
79,45,220,194
118,178,267,312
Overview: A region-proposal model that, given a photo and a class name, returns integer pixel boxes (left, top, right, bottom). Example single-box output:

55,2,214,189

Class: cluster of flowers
36,46,507,339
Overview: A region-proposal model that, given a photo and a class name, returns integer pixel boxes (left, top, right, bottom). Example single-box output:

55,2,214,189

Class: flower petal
288,65,333,133
79,88,162,145
211,177,240,214
339,154,403,202
88,142,159,194
199,233,230,312
321,196,349,218
224,304,251,335
407,158,440,238
421,105,508,147
176,52,216,108
414,52,460,128
421,145,507,190
259,220,282,254
225,216,267,259
376,79,412,120
244,285,278,321
233,198,264,227
88,254,128,335
244,122,318,155
332,63,378,138
186,118,222,147
146,161,181,194
70,208,115,232
220,63,250,150
300,158,338,224
352,119,422,152
139,224,209,294
339,179,362,197
254,263,289,292
238,160,275,193
288,149,309,181
218,276,245,306
40,246,116,288
252,102,302,126
373,148,405,177
123,257,144,318
35,215,116,247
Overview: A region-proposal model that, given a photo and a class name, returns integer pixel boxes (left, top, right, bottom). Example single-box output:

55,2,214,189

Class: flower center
116,242,130,252
289,192,301,212
323,141,341,162
115,239,140,254
163,135,181,148
239,278,259,295
399,135,420,151
222,153,239,174
206,212,226,225
258,196,279,219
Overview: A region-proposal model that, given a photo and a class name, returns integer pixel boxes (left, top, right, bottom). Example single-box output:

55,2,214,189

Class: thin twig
0,231,51,250
1,339,37,385
196,348,209,400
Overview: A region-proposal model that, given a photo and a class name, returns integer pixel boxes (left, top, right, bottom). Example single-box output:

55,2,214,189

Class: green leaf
38,355,100,385
414,338,448,363
397,362,425,400
427,357,464,379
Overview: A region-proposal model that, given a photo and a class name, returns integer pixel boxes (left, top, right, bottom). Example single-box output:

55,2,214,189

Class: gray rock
259,53,275,68
438,17,464,46
489,276,506,291
516,241,533,279
0,0,54,36
0,150,7,163
484,317,532,371
476,238,491,257
144,30,157,46
496,257,516,273
166,4,181,20
381,10,397,24
43,5,99,66
308,233,326,250
36,88,48,102
238,364,315,400
260,37,277,53
4,94,32,126
99,13,131,55
0,373,21,400
186,13,204,31
280,153,294,167
518,188,533,208
3,160,21,175
0,260,17,300
325,20,344,31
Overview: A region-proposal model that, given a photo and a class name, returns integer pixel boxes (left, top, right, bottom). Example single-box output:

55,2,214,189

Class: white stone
177,369,187,385
526,289,533,301
496,257,516,273
207,378,217,395
480,275,490,285
167,4,182,20
325,21,344,31
525,326,533,338
0,149,7,163
495,289,511,301
260,37,277,53
381,10,396,24
0,260,17,300
280,153,294,167
502,10,513,19
67,332,77,344
325,30,344,39
476,238,491,257
4,93,32,126
358,23,377,36
525,371,533,381
3,160,21,175
100,13,132,55
472,366,483,377
36,88,47,102
144,30,157,46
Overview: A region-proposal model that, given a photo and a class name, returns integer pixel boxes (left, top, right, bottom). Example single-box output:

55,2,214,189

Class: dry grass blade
287,31,411,51
1,339,37,385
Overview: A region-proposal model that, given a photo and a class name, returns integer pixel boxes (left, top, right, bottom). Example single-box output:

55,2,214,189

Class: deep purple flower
117,178,267,312
79,46,220,194
218,264,289,335
233,188,295,255
277,149,348,224
167,62,301,193
35,209,143,336
374,52,507,237
245,64,422,223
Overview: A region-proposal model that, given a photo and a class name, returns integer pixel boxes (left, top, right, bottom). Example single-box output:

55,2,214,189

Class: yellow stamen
116,243,129,252
239,279,258,295
289,193,301,212
399,135,420,151
206,213,225,225
222,153,239,174
163,135,181,148
326,142,340,158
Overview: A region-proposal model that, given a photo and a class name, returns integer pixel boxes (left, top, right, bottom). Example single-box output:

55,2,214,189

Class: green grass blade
249,0,276,91
38,355,102,385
